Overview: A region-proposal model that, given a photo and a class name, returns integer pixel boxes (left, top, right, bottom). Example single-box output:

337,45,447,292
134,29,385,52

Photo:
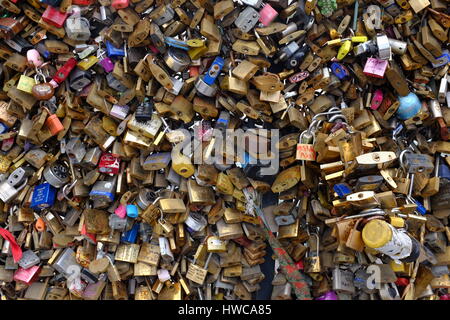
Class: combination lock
43,162,70,188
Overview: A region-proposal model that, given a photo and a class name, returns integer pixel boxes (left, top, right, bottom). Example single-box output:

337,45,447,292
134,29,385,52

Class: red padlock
50,57,77,87
189,66,200,77
72,0,93,5
395,277,409,287
41,6,68,28
111,0,129,9
42,106,64,136
98,153,120,174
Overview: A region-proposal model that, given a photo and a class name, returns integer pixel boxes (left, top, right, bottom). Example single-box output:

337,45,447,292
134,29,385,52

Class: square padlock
16,75,36,94
363,57,388,78
41,6,68,28
110,104,129,120
259,4,278,26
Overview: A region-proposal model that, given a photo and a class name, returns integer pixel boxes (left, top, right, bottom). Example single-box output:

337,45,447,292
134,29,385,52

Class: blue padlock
40,0,62,7
31,183,56,210
330,62,350,80
121,223,139,243
203,56,224,85
0,123,9,134
413,199,427,215
105,41,125,58
333,183,352,198
164,37,189,50
431,50,450,68
396,92,421,120
126,204,139,219
439,163,450,180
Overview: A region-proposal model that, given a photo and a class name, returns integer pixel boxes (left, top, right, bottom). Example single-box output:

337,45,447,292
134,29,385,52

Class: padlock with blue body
431,50,450,68
333,183,352,198
105,41,125,58
121,223,139,243
396,92,421,120
31,183,56,210
126,204,139,218
439,162,450,180
164,37,189,51
412,199,427,215
203,56,224,85
0,123,9,134
330,62,350,80
89,180,115,202
40,0,62,7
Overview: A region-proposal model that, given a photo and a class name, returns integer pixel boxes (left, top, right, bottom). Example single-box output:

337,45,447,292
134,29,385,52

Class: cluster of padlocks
0,0,449,300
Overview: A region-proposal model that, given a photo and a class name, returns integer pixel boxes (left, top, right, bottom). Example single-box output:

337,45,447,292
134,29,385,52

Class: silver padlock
65,16,91,41
18,250,40,269
168,77,184,95
66,137,87,164
164,48,191,72
0,169,29,203
109,214,128,231
438,74,448,104
52,247,78,277
63,207,82,226
240,0,262,8
332,267,355,295
195,77,218,97
166,167,182,186
106,73,127,92
428,100,443,119
376,34,392,60
379,282,400,300
234,7,260,33
159,236,174,262
69,68,92,91
276,41,300,63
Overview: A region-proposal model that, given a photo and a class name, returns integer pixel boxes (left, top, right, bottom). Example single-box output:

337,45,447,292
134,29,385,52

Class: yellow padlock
16,75,36,94
188,44,208,60
77,55,99,71
351,36,368,43
337,40,352,60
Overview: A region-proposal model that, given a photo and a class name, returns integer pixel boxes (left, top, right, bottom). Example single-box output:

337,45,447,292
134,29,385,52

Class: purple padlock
316,291,338,300
99,57,115,73
110,104,129,120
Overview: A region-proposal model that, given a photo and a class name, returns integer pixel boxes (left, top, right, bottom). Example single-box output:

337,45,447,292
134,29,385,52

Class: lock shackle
299,129,315,144
398,149,413,171
15,178,28,193
311,110,343,122
62,179,78,201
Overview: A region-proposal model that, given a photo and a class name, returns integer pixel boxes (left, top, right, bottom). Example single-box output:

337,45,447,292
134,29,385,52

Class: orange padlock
42,106,64,136
35,217,46,232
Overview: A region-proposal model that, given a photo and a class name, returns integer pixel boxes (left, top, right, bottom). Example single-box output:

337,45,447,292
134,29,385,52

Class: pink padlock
363,57,388,78
26,49,44,68
111,0,129,9
115,204,127,218
259,4,278,26
370,89,384,110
